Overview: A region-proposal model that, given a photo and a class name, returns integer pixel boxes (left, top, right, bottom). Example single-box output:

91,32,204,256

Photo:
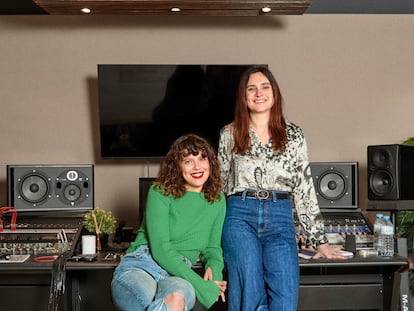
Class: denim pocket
125,245,150,259
118,246,169,281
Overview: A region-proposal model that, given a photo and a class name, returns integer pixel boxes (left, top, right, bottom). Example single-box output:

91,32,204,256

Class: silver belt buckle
255,189,270,200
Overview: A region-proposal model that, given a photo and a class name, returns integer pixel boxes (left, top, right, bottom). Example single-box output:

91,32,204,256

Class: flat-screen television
97,64,264,159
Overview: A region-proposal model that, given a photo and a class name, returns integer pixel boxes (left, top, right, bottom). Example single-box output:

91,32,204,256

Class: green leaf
82,208,117,234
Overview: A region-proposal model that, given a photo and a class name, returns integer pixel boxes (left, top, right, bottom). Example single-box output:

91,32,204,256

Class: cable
33,255,59,263
48,250,72,311
0,206,17,232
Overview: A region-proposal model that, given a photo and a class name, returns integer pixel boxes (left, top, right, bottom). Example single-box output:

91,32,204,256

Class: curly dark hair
154,134,222,203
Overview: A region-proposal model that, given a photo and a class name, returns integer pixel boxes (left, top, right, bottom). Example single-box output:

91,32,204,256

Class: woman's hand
203,266,213,280
313,243,348,259
204,267,227,302
214,280,227,302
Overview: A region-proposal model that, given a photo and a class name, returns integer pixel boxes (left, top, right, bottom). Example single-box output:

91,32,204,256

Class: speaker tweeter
310,162,358,209
7,164,94,212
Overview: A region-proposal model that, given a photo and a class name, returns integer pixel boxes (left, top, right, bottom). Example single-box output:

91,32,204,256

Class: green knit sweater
127,186,226,308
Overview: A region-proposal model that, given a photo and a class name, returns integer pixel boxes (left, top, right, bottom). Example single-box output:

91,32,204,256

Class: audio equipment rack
1,164,95,262
295,209,374,251
323,210,372,250
0,212,83,260
296,161,374,251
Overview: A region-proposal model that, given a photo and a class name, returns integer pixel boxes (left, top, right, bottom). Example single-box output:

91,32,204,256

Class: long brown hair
232,66,287,154
154,134,222,203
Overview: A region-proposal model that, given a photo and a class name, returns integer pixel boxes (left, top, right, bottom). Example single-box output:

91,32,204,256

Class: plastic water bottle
373,213,384,253
379,215,394,257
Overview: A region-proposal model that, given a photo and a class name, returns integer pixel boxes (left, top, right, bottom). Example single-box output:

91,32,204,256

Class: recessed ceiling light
170,7,181,12
261,7,272,13
81,8,91,14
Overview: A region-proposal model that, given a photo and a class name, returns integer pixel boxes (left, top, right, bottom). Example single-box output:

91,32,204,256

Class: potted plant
83,208,117,250
395,137,414,294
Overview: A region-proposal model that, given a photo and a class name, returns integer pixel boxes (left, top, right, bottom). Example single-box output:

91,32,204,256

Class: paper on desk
0,254,31,263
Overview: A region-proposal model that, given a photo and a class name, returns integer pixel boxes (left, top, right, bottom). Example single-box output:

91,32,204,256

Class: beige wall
1,15,413,228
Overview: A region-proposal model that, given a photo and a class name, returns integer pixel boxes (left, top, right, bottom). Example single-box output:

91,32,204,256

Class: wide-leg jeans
222,192,299,311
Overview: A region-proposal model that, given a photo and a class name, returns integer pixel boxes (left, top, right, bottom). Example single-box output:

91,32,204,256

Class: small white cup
82,235,96,255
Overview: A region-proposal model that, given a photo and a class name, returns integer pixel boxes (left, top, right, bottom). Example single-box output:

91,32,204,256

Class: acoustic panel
7,164,94,212
310,162,359,209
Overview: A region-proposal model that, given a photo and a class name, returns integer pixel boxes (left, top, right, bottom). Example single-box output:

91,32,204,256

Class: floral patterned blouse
218,121,328,248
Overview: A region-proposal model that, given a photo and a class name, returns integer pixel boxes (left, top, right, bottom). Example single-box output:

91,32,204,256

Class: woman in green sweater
111,134,227,311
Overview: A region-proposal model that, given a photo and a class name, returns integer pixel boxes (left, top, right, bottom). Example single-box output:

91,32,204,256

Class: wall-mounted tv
97,64,264,159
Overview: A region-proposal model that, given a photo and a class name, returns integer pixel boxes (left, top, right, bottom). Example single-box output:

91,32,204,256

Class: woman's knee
111,269,156,310
164,292,186,311
158,277,196,309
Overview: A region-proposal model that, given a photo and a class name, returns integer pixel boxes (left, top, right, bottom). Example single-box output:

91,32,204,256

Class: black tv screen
97,64,263,159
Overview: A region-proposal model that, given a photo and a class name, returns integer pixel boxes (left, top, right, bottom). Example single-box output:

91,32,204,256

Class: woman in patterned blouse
218,66,346,311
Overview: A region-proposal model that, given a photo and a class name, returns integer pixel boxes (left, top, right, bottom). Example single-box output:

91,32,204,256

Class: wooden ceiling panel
32,0,312,16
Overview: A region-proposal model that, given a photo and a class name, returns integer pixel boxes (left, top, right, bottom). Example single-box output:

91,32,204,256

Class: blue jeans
111,246,196,311
222,192,299,311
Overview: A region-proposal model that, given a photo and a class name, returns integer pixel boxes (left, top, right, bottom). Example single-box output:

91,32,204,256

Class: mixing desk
0,213,83,258
296,209,374,251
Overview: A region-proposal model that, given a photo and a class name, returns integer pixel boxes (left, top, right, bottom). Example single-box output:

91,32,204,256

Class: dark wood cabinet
0,255,408,311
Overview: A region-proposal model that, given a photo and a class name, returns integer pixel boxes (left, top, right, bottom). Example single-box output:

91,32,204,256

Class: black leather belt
233,190,290,200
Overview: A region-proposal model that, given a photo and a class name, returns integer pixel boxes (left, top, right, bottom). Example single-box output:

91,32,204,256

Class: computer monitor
138,177,156,226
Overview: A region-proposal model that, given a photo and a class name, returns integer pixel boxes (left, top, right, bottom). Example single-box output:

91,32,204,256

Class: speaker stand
396,238,411,311
368,200,414,212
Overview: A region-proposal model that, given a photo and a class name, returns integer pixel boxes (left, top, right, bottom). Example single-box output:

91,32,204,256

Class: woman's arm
200,193,226,280
292,133,328,248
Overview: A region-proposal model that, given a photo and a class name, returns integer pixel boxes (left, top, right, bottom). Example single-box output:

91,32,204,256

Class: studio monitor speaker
7,164,94,212
367,144,414,200
310,162,358,209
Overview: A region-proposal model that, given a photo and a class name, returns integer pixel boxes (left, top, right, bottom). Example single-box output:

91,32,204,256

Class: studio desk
0,252,409,311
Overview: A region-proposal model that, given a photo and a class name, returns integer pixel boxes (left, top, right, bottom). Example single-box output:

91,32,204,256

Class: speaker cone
19,174,50,204
318,171,347,201
63,184,82,202
369,169,394,196
310,162,357,209
370,148,391,169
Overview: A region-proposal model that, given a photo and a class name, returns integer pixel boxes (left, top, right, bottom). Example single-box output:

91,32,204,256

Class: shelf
367,200,414,211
